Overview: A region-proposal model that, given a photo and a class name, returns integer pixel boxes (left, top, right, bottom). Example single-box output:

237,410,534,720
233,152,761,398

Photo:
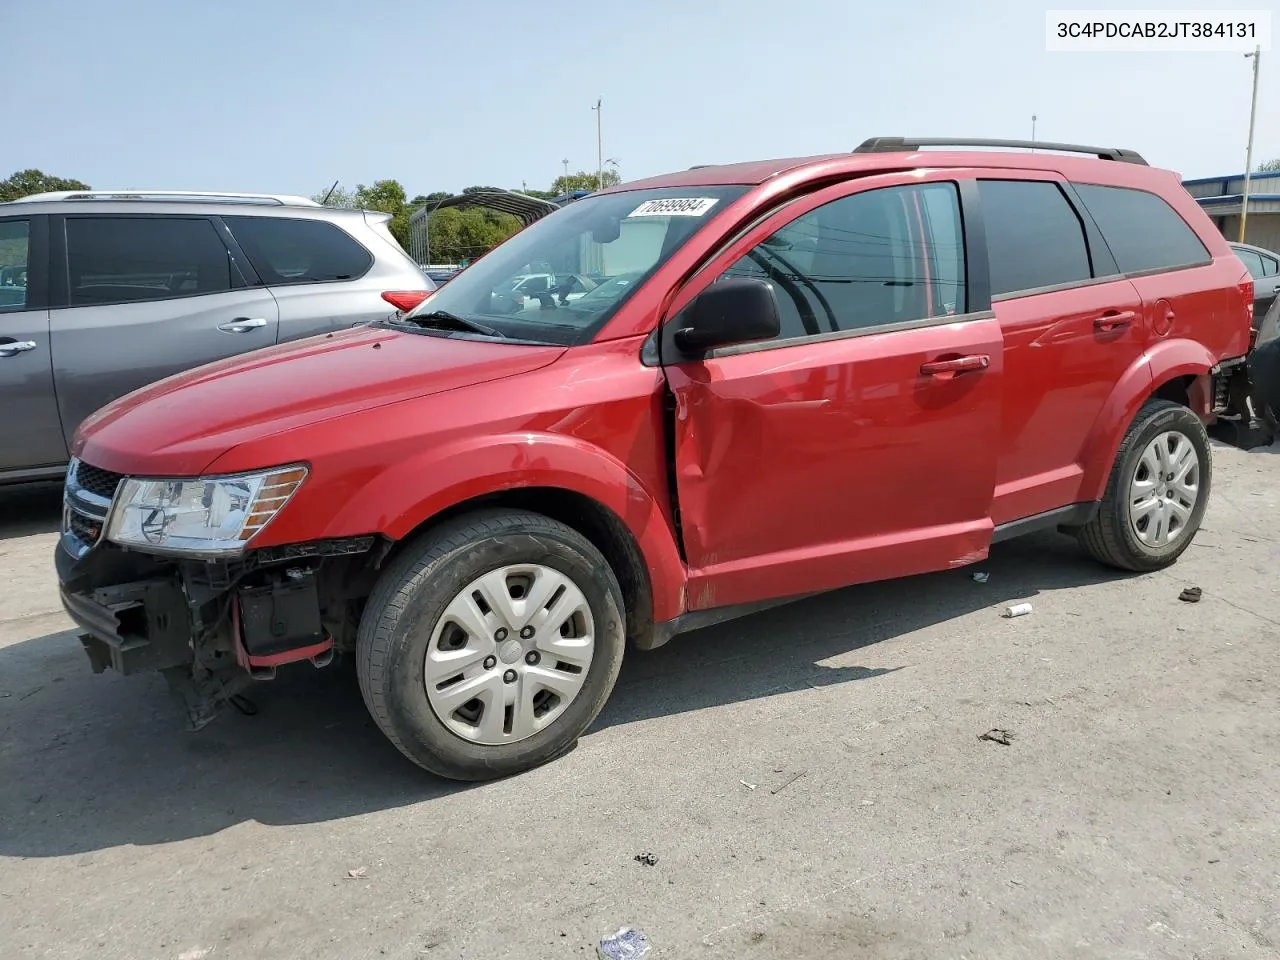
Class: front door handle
218,317,268,334
1094,310,1136,332
920,354,990,379
0,339,37,358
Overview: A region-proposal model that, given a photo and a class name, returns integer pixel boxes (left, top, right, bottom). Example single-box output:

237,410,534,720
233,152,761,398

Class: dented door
661,175,1003,611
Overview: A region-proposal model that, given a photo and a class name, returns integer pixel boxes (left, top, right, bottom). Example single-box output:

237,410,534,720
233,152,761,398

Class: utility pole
1031,115,1037,140
1240,46,1261,243
592,98,603,191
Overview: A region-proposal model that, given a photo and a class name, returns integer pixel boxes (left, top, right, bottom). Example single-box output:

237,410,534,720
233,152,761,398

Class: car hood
73,325,566,476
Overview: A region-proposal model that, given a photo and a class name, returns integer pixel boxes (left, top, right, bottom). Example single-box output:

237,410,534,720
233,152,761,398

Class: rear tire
1077,399,1211,572
356,509,626,781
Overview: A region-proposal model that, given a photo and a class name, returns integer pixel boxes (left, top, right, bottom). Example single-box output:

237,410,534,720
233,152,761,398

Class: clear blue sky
7,0,1276,197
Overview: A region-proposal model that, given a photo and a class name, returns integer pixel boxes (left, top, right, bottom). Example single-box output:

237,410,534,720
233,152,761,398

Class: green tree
551,169,620,194
353,179,410,246
421,206,522,264
0,168,91,201
1258,158,1280,173
311,184,357,208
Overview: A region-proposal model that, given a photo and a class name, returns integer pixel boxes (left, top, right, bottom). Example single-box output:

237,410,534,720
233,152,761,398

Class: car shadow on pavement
0,530,1129,859
0,482,63,538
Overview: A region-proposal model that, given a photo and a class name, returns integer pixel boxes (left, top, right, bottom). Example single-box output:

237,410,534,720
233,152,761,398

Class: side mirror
673,277,781,353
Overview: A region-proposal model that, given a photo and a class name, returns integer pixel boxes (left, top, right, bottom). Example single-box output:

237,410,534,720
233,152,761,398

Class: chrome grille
72,461,124,501
62,458,122,558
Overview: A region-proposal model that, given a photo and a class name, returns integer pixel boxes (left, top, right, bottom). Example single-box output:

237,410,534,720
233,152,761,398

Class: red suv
57,138,1254,780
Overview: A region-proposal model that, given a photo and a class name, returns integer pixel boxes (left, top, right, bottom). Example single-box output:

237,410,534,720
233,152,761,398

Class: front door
662,174,1003,611
48,214,281,441
0,215,66,475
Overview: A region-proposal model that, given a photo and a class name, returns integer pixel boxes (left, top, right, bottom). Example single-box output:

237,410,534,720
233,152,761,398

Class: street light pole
1240,45,1261,243
592,98,603,191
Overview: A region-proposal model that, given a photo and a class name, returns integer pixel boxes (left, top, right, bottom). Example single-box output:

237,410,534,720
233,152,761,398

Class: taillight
382,290,431,312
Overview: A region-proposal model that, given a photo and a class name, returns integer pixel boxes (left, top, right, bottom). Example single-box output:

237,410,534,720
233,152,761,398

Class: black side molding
991,501,1100,544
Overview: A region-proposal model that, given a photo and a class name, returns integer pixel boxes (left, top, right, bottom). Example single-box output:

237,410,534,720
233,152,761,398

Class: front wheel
1077,399,1211,571
356,510,626,780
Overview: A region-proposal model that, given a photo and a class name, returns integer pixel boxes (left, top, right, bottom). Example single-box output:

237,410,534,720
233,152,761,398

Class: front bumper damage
57,472,381,729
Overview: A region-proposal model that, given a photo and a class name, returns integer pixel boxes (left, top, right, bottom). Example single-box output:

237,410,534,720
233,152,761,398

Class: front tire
356,509,625,781
1077,399,1211,571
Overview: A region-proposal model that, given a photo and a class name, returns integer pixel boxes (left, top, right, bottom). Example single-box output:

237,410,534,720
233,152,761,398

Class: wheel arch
1077,339,1216,501
327,432,688,632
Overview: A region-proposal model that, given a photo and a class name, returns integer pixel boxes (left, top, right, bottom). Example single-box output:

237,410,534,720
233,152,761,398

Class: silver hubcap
424,564,595,746
1129,431,1200,548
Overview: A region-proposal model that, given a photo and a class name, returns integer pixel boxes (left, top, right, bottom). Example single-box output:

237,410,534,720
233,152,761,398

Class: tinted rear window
65,217,232,306
227,216,373,285
1073,183,1210,274
978,180,1092,296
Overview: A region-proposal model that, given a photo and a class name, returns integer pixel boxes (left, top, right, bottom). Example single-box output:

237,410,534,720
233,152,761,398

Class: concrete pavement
1,444,1278,959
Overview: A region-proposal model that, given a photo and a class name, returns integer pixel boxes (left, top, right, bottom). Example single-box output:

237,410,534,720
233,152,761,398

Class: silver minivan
0,190,432,484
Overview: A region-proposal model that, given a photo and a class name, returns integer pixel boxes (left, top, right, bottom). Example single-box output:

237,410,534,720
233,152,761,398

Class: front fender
326,432,688,622
1076,338,1215,500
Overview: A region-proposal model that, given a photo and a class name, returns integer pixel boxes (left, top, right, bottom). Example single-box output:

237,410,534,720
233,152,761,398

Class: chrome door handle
218,317,268,334
0,340,37,358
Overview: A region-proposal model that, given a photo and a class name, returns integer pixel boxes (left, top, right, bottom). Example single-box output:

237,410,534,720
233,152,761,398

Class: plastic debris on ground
1179,586,1203,603
345,866,369,879
598,927,651,959
972,571,990,583
979,728,1014,745
1003,602,1033,618
633,852,658,867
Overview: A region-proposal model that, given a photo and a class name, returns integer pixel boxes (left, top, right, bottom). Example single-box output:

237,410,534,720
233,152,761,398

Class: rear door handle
0,340,37,358
920,354,990,378
1094,310,1136,332
218,317,268,334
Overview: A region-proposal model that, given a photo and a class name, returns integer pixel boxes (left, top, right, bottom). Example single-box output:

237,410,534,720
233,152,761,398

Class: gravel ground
1,442,1278,959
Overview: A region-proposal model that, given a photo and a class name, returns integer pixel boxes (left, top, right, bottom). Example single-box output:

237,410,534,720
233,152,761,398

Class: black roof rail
688,164,714,170
853,137,1148,166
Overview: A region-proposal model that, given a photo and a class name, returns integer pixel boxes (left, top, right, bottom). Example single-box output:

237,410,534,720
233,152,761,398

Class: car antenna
320,180,339,205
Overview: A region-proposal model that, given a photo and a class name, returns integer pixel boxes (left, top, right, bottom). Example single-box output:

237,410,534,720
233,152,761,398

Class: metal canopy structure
406,189,570,265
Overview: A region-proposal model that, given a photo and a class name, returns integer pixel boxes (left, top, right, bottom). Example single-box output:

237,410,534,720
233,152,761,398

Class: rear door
0,214,66,473
975,175,1147,524
662,173,1003,610
223,214,396,341
48,214,281,439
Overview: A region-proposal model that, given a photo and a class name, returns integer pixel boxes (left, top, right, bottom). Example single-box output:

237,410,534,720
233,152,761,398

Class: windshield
400,185,748,345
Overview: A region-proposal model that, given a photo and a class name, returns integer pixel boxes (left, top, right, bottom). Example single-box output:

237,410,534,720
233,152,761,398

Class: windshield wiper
398,309,504,338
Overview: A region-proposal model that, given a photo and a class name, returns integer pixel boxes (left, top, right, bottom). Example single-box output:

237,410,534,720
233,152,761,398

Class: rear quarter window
226,216,373,285
1073,183,1210,274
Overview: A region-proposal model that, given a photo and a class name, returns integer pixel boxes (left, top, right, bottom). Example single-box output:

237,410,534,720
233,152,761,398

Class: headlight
105,465,308,556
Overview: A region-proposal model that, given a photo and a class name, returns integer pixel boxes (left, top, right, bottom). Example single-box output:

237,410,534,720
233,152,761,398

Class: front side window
65,217,232,307
226,216,373,285
0,219,29,311
1073,183,1210,274
400,185,749,346
978,180,1092,297
720,182,966,342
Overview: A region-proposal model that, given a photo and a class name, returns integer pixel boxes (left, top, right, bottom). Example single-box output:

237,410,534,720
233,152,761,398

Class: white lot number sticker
627,197,719,218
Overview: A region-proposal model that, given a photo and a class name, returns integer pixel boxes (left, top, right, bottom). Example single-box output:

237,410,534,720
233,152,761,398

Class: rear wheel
356,510,625,780
1077,399,1211,571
